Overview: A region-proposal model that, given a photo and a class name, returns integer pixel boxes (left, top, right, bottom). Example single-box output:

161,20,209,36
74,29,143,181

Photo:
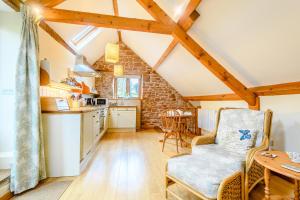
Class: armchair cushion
168,146,245,199
192,144,245,162
215,109,265,147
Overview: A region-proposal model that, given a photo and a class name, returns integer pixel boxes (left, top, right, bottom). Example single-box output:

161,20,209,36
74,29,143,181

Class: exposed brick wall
93,43,192,128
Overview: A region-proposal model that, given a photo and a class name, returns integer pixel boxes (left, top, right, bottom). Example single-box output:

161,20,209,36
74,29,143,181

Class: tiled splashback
40,86,70,98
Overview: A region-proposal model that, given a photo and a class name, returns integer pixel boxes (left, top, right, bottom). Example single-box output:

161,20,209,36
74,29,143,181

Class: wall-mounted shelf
47,81,81,91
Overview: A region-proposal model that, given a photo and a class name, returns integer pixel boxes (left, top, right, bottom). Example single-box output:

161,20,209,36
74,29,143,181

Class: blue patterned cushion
218,129,258,155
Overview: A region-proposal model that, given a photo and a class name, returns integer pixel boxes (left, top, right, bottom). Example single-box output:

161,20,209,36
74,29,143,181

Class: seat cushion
192,144,246,162
168,145,245,199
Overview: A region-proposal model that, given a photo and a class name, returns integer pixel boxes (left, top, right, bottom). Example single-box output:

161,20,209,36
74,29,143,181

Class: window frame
113,75,142,99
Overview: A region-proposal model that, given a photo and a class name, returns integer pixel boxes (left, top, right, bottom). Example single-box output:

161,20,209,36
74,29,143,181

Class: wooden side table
254,151,300,200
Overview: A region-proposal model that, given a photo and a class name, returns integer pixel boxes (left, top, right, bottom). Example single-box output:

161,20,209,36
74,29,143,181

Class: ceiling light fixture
105,43,119,63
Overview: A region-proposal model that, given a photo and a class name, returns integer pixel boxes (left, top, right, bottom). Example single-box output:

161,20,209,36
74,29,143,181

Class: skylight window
70,26,102,50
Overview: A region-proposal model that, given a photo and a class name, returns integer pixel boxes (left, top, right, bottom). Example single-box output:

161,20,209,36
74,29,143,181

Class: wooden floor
56,130,294,200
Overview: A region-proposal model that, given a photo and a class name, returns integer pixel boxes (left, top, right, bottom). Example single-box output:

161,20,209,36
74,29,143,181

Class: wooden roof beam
41,7,175,35
152,0,201,71
25,0,67,7
183,81,300,101
3,0,20,11
39,20,78,56
137,0,257,106
251,81,300,96
183,94,242,101
112,0,122,42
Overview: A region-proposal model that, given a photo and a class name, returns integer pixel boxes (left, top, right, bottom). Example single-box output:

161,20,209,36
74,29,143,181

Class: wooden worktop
109,106,137,108
42,106,137,114
42,106,106,114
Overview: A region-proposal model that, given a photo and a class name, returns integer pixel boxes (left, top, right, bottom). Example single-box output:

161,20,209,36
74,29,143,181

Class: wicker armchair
165,108,273,200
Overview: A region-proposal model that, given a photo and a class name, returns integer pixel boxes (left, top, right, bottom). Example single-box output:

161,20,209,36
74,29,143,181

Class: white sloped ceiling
121,31,173,67
42,0,300,96
157,44,233,96
189,0,300,87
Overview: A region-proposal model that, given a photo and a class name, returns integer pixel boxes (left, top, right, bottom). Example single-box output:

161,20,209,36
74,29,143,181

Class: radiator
198,109,217,132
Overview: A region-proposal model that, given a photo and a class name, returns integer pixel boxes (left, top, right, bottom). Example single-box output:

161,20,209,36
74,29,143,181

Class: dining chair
160,110,182,153
176,107,197,146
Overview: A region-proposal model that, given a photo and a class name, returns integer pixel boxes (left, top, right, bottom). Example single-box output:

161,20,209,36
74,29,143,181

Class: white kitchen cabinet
42,108,108,177
42,114,81,177
82,111,94,158
109,109,119,128
109,107,136,130
118,110,136,128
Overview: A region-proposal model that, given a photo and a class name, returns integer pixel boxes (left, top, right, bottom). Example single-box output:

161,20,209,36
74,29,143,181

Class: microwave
93,98,108,106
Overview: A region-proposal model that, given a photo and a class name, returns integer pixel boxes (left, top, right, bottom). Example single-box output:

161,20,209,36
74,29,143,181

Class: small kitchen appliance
93,98,108,106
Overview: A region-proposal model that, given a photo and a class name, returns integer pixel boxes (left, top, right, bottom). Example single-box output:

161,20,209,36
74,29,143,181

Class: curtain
10,5,46,194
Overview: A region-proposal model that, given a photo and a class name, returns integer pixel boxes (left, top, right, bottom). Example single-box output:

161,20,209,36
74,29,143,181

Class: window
114,76,141,99
69,26,102,50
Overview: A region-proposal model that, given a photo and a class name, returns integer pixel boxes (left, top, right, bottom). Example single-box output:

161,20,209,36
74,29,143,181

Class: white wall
39,27,76,83
195,94,300,152
39,27,96,90
0,11,22,169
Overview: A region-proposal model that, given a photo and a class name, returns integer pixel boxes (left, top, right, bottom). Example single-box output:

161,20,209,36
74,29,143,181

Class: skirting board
107,128,136,133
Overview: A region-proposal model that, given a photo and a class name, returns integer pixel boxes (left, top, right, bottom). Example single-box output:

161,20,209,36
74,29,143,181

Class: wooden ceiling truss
183,81,300,101
4,0,300,110
137,0,257,107
112,0,122,42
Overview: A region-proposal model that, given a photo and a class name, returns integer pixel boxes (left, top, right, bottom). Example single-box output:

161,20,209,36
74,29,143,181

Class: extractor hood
73,55,100,77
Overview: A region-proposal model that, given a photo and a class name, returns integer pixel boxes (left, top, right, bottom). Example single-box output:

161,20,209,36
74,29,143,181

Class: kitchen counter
42,105,136,114
109,106,137,108
42,106,106,114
